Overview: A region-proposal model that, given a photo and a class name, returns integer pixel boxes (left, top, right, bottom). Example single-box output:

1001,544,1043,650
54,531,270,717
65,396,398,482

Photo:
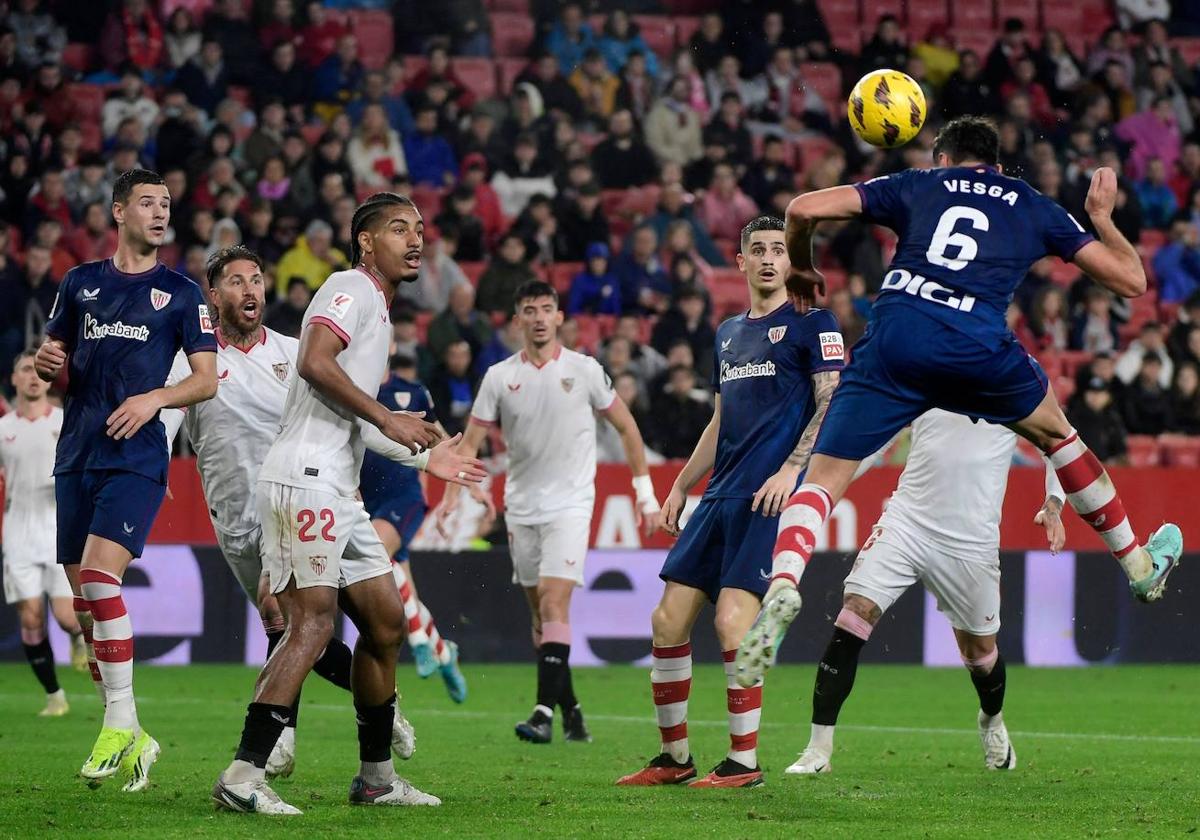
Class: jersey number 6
297,508,335,542
926,206,989,271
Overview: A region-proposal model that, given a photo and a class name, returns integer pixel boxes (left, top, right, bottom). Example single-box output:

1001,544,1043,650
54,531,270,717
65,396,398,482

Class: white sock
224,758,265,785
809,723,835,753
359,759,395,786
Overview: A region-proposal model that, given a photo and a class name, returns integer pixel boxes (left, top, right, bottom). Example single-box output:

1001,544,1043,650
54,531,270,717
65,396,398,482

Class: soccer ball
847,69,926,148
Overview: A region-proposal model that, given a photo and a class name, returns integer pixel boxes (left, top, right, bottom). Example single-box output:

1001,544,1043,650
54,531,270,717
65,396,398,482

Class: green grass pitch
0,662,1196,838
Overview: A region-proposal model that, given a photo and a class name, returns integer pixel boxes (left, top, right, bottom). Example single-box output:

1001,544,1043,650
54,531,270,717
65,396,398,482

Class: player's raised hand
382,410,440,451
34,338,67,382
786,266,825,314
1034,499,1066,555
658,487,686,537
107,392,165,440
1084,166,1118,220
426,433,488,487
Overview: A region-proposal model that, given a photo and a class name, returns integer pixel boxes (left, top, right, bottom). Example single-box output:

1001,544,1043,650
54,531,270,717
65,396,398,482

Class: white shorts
215,526,266,602
508,513,591,588
843,523,1001,635
259,482,392,593
3,553,72,604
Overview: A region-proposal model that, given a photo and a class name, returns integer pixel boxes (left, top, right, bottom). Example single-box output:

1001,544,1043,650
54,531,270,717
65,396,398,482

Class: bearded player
437,280,660,745
616,216,844,789
737,116,1182,688
212,193,486,814
36,168,218,792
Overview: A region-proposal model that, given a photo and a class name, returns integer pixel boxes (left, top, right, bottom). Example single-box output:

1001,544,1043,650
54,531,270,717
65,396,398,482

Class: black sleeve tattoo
786,370,840,471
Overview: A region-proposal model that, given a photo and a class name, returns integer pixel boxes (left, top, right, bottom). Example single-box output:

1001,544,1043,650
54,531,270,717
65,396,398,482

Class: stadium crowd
3,0,1200,466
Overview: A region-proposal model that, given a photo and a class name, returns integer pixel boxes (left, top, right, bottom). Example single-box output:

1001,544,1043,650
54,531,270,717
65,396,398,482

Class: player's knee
842,594,882,624
288,612,335,656
651,603,688,647
959,638,998,675
258,594,285,632
19,623,46,645
712,607,751,651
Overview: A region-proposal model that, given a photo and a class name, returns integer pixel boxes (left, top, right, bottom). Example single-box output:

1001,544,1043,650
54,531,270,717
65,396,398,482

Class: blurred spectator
1117,96,1182,181
1153,219,1200,303
1028,285,1070,351
1117,321,1174,388
19,243,57,320
307,131,354,202
428,0,491,57
598,10,658,78
242,200,281,268
985,18,1034,89
476,233,537,315
614,313,667,384
11,0,65,69
1036,30,1083,110
545,2,596,76
298,1,348,69
28,62,73,131
1117,0,1170,30
33,218,73,279
99,0,163,74
1169,141,1200,208
1000,57,1055,129
556,180,609,262
400,229,470,312
1133,20,1190,89
434,185,486,261
752,47,828,134
1096,59,1138,122
491,133,556,217
428,282,492,361
428,340,479,436
786,0,833,62
408,44,476,116
391,311,437,382
1088,27,1135,81
912,25,959,88
829,289,867,349
740,10,789,79
176,37,229,117
511,193,567,264
264,276,311,339
660,221,713,281
313,33,364,113
258,0,298,52
861,15,909,77
646,182,724,267
205,0,261,84
192,157,246,213
697,163,758,243
645,76,704,168
1121,353,1174,435
597,371,662,463
1071,286,1121,354
704,93,754,171
649,365,713,458
1170,362,1200,434
164,8,202,71
602,335,642,390
274,219,348,296
457,153,504,248
476,317,523,373
348,103,408,189
1067,377,1128,464
521,51,584,123
0,225,24,377
1168,293,1200,360
613,50,655,124
688,12,730,76
559,316,581,353
348,70,415,138
404,105,457,187
1137,61,1192,136
741,136,794,210
567,242,621,316
457,106,506,175
68,202,118,263
1,152,34,224
25,167,71,236
614,226,670,313
1137,156,1179,230
205,217,242,261
651,286,715,378
570,48,620,124
243,100,287,177
255,156,292,204
259,40,308,115
1175,324,1200,369
706,56,766,116
663,50,710,123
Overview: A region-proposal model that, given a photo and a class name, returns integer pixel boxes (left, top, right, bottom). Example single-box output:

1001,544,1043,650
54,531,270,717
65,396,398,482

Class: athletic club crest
560,377,575,393
768,326,787,344
394,391,412,409
150,288,172,310
272,362,290,383
309,555,327,576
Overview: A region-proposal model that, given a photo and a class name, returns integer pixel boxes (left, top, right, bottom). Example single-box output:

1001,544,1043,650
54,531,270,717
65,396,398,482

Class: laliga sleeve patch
327,292,354,320
199,304,214,333
819,331,844,361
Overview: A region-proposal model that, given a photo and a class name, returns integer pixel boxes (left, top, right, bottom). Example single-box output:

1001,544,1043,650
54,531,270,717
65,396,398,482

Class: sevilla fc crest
768,326,787,344
150,288,172,310
309,555,327,576
273,362,290,383
394,391,412,409
560,377,574,393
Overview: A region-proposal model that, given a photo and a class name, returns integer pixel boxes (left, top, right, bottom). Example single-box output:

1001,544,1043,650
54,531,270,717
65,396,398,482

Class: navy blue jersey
705,304,844,499
856,166,1094,345
360,374,437,502
45,259,216,483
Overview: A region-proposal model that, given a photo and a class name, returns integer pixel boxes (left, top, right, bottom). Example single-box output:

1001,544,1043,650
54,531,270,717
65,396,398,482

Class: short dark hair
206,245,264,289
932,117,1000,166
513,279,558,311
739,215,785,251
13,348,37,367
350,192,416,263
112,168,166,206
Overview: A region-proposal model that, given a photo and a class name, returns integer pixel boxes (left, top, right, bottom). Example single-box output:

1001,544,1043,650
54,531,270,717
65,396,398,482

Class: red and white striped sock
80,569,137,730
650,642,692,763
391,564,429,646
73,596,105,703
1046,431,1151,581
771,483,834,588
417,601,449,665
723,650,762,768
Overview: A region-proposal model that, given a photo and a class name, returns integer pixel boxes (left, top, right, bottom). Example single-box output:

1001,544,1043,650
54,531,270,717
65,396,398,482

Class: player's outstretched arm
1072,167,1147,298
107,350,217,440
434,419,490,538
785,186,863,312
751,370,840,517
299,321,439,451
602,396,660,537
660,396,721,537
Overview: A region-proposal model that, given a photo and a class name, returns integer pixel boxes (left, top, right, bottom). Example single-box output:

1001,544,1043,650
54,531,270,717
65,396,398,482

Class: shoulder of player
157,266,206,294
788,306,839,333
263,327,300,359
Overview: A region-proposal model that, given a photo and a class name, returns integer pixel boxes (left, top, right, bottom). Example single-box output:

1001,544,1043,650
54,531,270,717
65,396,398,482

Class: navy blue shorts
660,496,780,603
365,491,427,563
814,309,1049,461
56,469,167,565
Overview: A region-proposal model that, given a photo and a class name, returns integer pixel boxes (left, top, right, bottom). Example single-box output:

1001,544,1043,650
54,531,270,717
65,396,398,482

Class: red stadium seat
414,311,434,344
1080,0,1116,40
451,58,497,102
661,0,720,11
953,0,994,28
1125,436,1161,467
1041,4,1084,33
491,13,535,58
1139,229,1167,250
410,185,444,220
1160,435,1200,467
997,0,1037,28
1048,258,1082,286
861,0,905,26
955,30,999,58
817,0,860,29
1175,38,1200,68
68,83,105,123
830,27,864,54
161,0,214,17
79,122,102,153
299,122,325,147
496,57,528,95
459,261,485,285
907,0,950,36
1052,375,1075,405
403,55,428,80
674,16,701,48
1057,350,1094,379
632,16,675,58
62,43,94,73
707,269,746,320
800,62,842,107
350,10,394,71
489,0,530,11
573,315,603,354
794,135,837,174
549,262,582,294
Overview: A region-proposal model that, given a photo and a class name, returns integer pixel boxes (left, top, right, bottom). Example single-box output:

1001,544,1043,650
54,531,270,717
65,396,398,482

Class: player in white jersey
0,351,84,716
437,280,661,745
786,409,1067,776
213,194,486,815
162,246,416,781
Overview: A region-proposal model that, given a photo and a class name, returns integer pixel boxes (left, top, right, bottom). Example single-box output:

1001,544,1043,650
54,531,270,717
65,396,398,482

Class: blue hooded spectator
597,10,658,78
544,2,596,75
568,242,621,316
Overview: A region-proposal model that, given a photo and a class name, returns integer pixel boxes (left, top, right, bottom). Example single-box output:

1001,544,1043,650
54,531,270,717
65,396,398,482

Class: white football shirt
166,328,297,536
0,405,60,534
258,268,394,497
879,408,1062,553
471,347,616,525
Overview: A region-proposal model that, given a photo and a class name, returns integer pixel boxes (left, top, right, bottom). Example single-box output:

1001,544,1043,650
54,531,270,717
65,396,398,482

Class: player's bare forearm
786,370,840,472
157,351,218,408
604,398,650,477
1077,167,1146,297
785,186,863,271
672,399,720,495
298,324,390,429
441,421,489,503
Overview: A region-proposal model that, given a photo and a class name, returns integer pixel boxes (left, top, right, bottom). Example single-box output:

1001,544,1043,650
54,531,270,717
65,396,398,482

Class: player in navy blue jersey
736,117,1183,690
34,169,218,791
616,217,845,789
360,352,485,703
